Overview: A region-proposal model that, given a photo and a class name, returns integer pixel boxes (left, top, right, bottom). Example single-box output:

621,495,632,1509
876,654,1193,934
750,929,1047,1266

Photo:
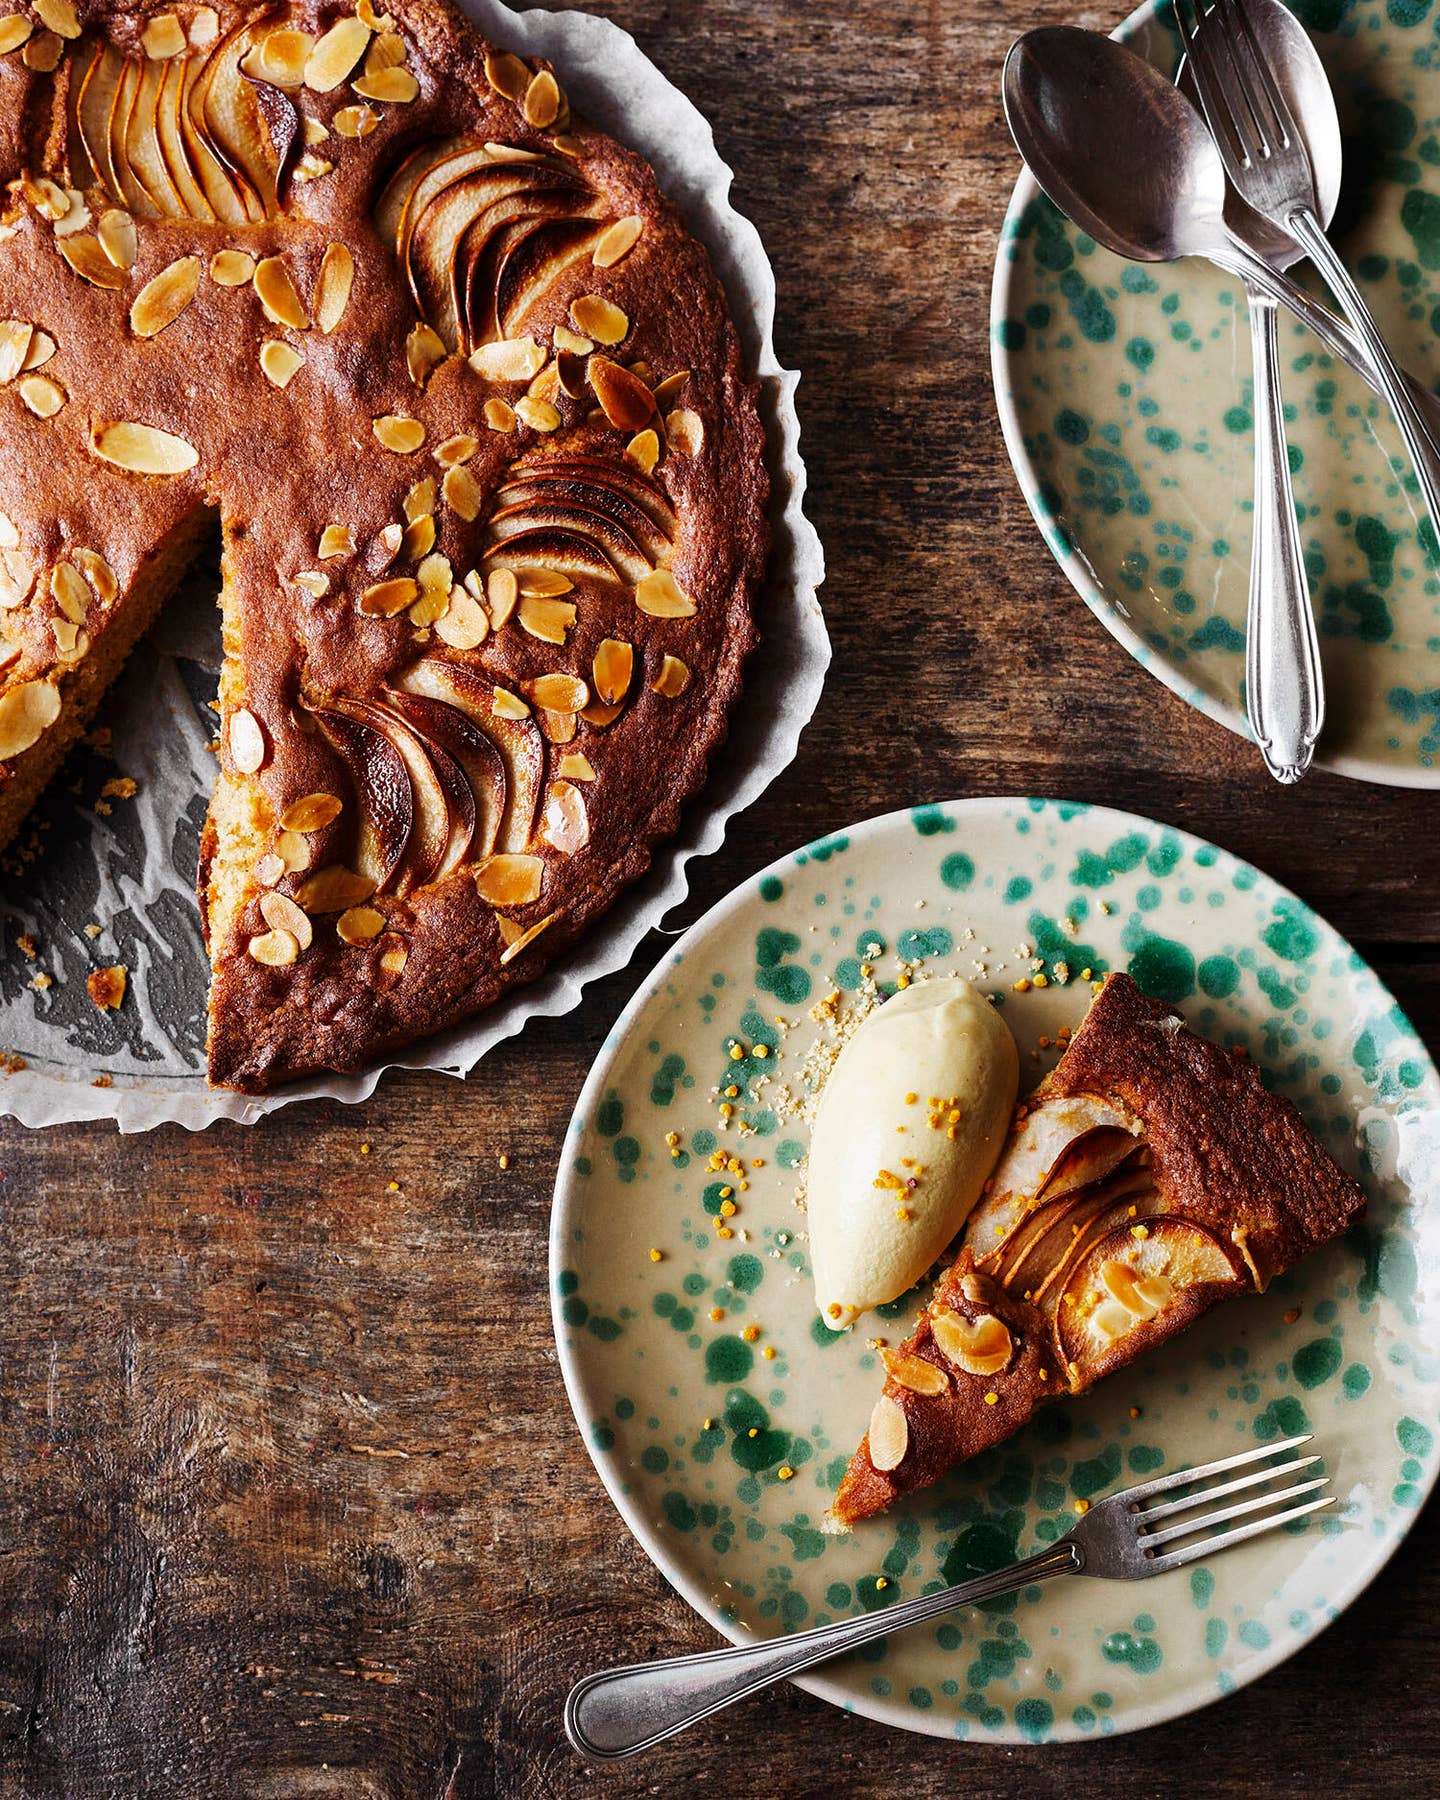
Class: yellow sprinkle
984,1392,999,1406
1080,967,1092,980
498,1153,510,1170
720,1199,737,1217
748,1426,759,1438
717,1226,733,1239
387,1180,400,1192
1038,1368,1049,1381
875,1577,889,1590
1074,1498,1090,1515
905,1092,918,1105
719,1103,734,1120
649,1247,663,1263
1013,977,1031,992
665,1131,680,1146
1034,973,1048,989
860,962,873,978
710,1307,725,1322
763,1345,776,1360
895,1207,913,1222
724,1085,739,1098
729,1043,744,1060
896,973,911,989
754,1044,770,1060
828,1303,842,1319
741,1324,761,1343
360,1143,371,1155
703,1417,715,1431
720,1185,733,1199
738,1180,749,1192
1131,1223,1150,1240
751,1158,766,1168
777,1464,795,1480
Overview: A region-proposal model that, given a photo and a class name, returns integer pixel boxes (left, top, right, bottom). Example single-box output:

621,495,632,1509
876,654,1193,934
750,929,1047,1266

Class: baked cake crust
830,974,1367,1529
0,0,769,1089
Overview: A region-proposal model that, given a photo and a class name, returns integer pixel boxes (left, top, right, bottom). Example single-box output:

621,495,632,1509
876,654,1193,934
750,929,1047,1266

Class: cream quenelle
808,978,1019,1329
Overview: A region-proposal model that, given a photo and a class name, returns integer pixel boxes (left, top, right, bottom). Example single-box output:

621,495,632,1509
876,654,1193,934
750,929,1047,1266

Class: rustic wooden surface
3,1,1439,1795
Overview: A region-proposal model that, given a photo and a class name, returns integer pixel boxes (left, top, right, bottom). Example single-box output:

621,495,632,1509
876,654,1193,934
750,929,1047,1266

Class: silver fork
565,1432,1330,1761
1176,0,1440,555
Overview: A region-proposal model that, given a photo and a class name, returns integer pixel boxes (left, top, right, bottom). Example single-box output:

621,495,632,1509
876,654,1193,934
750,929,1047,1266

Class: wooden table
4,2,1437,1794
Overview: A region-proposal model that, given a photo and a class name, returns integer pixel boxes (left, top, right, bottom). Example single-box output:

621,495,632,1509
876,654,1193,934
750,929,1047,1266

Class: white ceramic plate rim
551,796,1440,1745
988,1,1440,792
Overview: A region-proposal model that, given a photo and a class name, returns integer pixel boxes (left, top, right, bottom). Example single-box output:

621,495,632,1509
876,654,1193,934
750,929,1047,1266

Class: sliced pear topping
867,1394,908,1472
130,255,201,337
304,16,370,92
314,243,354,334
91,420,199,474
931,1308,1013,1376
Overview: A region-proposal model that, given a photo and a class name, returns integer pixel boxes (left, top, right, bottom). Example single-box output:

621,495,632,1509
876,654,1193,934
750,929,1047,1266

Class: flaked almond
625,428,659,475
334,103,380,138
570,293,628,345
0,680,60,761
91,420,198,474
486,567,518,627
260,340,304,388
50,616,80,656
516,568,573,597
931,1308,1013,1377
254,853,283,887
475,852,542,906
304,117,330,147
351,65,417,101
558,752,595,782
581,699,625,730
406,322,445,385
33,0,78,39
882,1349,949,1397
540,779,588,854
491,685,530,719
228,707,266,773
19,374,64,417
553,326,593,357
635,569,696,618
652,369,690,407
434,592,487,649
318,524,354,560
498,913,554,965
275,829,311,872
373,413,424,453
260,889,313,949
435,433,477,467
442,463,482,522
469,335,545,383
666,408,703,455
377,933,409,977
281,791,344,833
0,320,32,382
189,6,219,45
94,211,137,272
407,584,449,628
518,595,575,644
363,27,404,72
314,242,354,333
359,576,418,617
357,0,392,28
538,707,575,744
248,928,299,967
254,257,309,329
1099,1258,1173,1319
0,512,18,550
25,174,69,219
59,235,126,289
528,673,588,712
593,215,644,269
374,522,404,564
650,653,690,698
588,354,654,431
400,514,435,561
592,637,633,705
20,329,56,371
867,1393,908,1472
484,47,529,99
523,68,560,127
140,12,186,57
304,15,370,91
295,865,375,912
247,25,312,85
210,248,255,287
50,561,89,622
483,397,516,433
403,475,436,522
337,904,385,944
514,395,559,433
22,26,59,67
0,15,33,53
73,548,116,603
293,570,329,596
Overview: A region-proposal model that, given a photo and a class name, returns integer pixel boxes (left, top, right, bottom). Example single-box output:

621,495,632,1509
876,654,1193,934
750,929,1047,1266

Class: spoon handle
1243,283,1324,783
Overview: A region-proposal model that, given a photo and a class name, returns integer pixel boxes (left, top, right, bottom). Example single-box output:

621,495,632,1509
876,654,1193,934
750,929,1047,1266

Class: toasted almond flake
592,637,633,705
475,852,542,905
433,592,487,649
49,561,88,622
469,336,545,383
259,341,304,389
651,653,690,698
363,28,405,73
484,47,529,99
337,904,385,945
295,865,375,912
540,779,588,854
0,680,60,761
516,569,573,597
491,685,530,719
275,829,310,872
130,256,201,338
407,584,450,627
588,354,655,431
246,25,311,85
400,514,435,561
0,513,17,549
50,615,78,654
931,1308,1013,1376
351,64,416,101
50,188,89,238
867,1394,908,1472
315,243,354,334
571,293,628,345
0,546,33,609
248,928,299,968
377,934,409,976
0,320,32,383
334,103,380,138
254,853,283,886
518,595,575,644
666,407,703,456
304,116,329,146
58,235,126,289
210,248,255,287
416,550,451,594
318,525,354,560
359,576,418,617
625,428,659,475
529,673,588,712
514,395,559,433
140,13,186,57
486,567,518,627
19,374,65,417
406,322,446,385
282,791,344,833
33,0,78,39
558,752,595,782
96,208,137,270
293,569,329,596
228,708,266,773
0,15,32,53
435,433,478,467
538,707,575,745
375,522,404,563
357,0,393,30
260,890,313,949
552,325,593,356
304,15,370,91
73,548,116,603
440,463,482,522
19,329,55,372
189,5,219,45
482,397,516,433
498,913,554,965
593,214,644,269
635,568,696,618
403,476,436,522
254,257,309,330
373,413,424,453
25,174,68,219
652,369,690,406
91,420,197,475
882,1349,949,1397
523,68,560,127
22,27,59,69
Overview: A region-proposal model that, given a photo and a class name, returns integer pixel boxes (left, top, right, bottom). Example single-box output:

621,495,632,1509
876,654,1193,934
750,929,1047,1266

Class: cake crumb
87,966,126,1010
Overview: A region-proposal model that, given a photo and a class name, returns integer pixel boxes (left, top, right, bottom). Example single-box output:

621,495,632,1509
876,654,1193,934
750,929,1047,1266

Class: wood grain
3,1,1438,1794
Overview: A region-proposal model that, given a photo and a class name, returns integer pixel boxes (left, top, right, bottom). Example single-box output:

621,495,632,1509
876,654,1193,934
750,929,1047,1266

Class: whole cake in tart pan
0,0,769,1090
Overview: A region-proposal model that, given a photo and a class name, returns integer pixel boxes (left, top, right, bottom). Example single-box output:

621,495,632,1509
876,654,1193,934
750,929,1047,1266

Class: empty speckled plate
992,0,1440,786
550,798,1440,1744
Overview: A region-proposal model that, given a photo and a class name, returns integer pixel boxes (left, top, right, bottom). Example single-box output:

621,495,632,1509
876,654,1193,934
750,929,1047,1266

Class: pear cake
0,0,768,1089
830,974,1366,1530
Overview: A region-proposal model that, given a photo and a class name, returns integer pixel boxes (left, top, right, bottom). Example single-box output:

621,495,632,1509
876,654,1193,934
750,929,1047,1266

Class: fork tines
1173,0,1297,169
1127,1433,1332,1573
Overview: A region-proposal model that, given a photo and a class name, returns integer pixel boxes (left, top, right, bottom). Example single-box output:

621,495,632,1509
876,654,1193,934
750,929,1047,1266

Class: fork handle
1243,283,1324,782
1286,205,1440,549
564,1540,1081,1761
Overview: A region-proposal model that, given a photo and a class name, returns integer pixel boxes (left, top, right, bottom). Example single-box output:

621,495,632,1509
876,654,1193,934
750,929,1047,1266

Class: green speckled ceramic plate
992,0,1440,786
551,797,1440,1744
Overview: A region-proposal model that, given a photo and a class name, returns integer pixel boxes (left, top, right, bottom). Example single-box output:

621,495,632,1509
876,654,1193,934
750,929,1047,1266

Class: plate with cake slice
551,797,1440,1744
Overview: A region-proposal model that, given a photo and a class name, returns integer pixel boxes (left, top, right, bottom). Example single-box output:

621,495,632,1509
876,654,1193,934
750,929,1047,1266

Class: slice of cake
0,0,768,1089
829,973,1366,1530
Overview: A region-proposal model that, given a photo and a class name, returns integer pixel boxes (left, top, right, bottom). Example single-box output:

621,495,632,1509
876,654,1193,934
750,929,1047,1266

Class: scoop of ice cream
808,979,1018,1328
